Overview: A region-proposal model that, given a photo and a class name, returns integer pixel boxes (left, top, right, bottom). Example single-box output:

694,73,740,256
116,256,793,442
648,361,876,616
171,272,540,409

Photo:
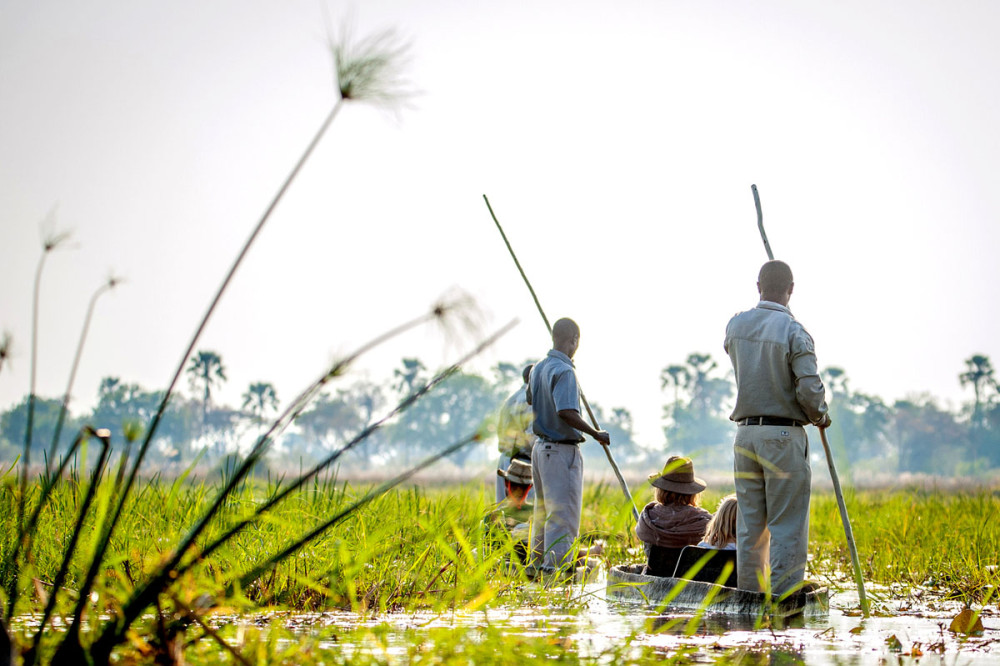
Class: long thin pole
483,194,639,523
752,184,773,260
820,428,870,616
751,184,869,617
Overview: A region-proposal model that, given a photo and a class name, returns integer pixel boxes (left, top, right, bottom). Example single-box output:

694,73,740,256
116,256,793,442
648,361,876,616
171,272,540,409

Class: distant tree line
0,352,652,476
2,351,997,476
659,351,1000,476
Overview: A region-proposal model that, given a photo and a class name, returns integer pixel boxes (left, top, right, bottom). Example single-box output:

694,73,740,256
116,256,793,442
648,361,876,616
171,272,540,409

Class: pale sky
2,0,998,447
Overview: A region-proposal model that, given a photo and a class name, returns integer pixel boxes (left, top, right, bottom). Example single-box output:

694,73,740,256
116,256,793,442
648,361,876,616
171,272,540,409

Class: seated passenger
485,459,535,562
635,456,711,576
486,459,605,570
698,493,738,551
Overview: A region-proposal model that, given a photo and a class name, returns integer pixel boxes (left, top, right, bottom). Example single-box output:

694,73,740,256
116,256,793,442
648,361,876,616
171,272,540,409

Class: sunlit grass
3,473,998,662
809,488,1000,607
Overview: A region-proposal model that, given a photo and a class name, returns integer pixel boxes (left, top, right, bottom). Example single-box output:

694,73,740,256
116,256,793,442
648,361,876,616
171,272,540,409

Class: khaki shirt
724,300,829,425
496,384,533,457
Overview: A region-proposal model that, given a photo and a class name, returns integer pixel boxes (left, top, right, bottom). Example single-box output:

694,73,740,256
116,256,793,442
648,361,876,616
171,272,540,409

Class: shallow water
11,575,998,663
270,574,999,664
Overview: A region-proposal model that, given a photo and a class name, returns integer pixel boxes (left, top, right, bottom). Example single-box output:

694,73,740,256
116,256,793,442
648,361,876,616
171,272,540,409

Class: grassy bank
1,474,998,662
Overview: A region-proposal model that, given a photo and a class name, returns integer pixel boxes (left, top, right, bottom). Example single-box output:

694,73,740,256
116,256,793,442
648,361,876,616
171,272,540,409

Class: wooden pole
820,428,870,616
752,183,870,617
483,194,639,523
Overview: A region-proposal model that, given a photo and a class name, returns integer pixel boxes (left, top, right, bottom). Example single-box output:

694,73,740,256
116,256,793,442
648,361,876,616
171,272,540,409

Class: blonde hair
654,487,701,507
703,494,738,548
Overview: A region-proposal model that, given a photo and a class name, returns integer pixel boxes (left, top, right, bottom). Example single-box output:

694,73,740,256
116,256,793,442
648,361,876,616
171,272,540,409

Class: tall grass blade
46,277,119,473
4,426,107,619
238,432,481,587
19,224,73,542
23,429,111,666
73,90,356,666
92,319,515,654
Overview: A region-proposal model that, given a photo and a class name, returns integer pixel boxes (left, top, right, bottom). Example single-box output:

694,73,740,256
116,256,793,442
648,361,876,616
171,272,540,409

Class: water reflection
275,581,995,664
13,579,993,664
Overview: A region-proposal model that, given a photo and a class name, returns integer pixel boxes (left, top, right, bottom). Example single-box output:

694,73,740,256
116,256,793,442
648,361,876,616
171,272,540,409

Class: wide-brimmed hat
647,456,706,494
498,458,533,486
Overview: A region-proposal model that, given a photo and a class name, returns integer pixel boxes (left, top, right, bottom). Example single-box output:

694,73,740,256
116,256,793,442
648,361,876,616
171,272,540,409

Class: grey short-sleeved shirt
527,350,584,443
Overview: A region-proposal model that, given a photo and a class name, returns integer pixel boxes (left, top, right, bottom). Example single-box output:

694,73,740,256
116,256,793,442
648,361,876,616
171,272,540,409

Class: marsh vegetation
1,477,997,663
2,17,999,665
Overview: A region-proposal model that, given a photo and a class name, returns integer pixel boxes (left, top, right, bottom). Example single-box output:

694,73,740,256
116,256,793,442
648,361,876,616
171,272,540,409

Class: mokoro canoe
607,563,829,617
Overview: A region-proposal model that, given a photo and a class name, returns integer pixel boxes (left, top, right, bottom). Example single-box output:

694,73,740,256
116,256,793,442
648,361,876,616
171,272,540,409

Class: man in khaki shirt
724,260,830,595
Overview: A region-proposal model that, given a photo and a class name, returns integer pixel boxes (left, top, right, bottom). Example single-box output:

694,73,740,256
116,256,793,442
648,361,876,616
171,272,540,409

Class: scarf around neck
635,501,711,548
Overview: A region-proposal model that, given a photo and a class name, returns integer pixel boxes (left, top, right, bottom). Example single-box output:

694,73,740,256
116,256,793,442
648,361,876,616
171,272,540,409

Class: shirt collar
547,349,575,367
756,300,793,316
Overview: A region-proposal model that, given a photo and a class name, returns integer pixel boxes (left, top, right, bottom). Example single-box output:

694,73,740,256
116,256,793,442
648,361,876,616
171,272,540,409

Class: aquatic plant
18,220,73,543
46,275,121,468
0,21,527,666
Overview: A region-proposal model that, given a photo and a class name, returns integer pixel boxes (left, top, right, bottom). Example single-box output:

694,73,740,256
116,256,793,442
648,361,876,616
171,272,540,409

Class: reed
46,275,121,472
0,22,528,666
5,473,999,663
18,224,73,548
1,276,121,621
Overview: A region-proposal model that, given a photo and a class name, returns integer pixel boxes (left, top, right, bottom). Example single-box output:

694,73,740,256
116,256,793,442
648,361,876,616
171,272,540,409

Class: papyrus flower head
331,26,415,112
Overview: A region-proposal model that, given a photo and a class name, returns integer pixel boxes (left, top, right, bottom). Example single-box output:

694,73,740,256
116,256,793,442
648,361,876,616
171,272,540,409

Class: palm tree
960,355,996,421
960,354,997,462
685,353,720,416
242,382,279,426
823,366,848,398
393,358,426,397
186,350,227,431
660,364,689,405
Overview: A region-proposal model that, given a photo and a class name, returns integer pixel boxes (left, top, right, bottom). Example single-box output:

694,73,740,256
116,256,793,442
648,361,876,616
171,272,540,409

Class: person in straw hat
635,456,711,576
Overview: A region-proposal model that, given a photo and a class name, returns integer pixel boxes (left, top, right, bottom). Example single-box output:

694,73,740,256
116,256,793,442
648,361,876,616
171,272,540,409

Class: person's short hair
552,318,579,346
758,260,793,295
654,487,700,507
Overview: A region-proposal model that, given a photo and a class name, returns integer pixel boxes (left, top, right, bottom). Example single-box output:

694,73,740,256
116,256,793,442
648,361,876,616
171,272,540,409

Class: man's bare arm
558,409,610,445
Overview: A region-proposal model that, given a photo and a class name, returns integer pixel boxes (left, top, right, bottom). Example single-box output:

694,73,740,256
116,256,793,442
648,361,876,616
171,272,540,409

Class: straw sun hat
647,456,707,494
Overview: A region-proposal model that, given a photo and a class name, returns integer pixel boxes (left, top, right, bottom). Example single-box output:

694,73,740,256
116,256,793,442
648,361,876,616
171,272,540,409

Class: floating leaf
948,608,984,635
885,634,902,651
849,625,864,635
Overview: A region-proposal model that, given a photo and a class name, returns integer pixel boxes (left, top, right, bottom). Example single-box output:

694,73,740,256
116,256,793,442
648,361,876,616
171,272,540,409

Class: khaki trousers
530,440,583,572
733,424,811,595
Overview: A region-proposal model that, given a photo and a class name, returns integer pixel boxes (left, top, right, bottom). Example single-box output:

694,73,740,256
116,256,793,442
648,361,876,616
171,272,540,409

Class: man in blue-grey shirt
526,317,610,576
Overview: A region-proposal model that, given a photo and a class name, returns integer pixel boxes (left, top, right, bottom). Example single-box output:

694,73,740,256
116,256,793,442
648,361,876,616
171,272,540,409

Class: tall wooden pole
751,184,869,616
484,194,639,523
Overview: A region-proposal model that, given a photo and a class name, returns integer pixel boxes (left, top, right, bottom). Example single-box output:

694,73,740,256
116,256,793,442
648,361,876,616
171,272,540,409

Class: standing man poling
724,260,830,596
526,317,610,577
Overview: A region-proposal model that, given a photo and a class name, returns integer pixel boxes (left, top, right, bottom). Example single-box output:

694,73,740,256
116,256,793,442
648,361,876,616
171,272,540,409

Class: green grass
2,475,998,663
810,488,1000,604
